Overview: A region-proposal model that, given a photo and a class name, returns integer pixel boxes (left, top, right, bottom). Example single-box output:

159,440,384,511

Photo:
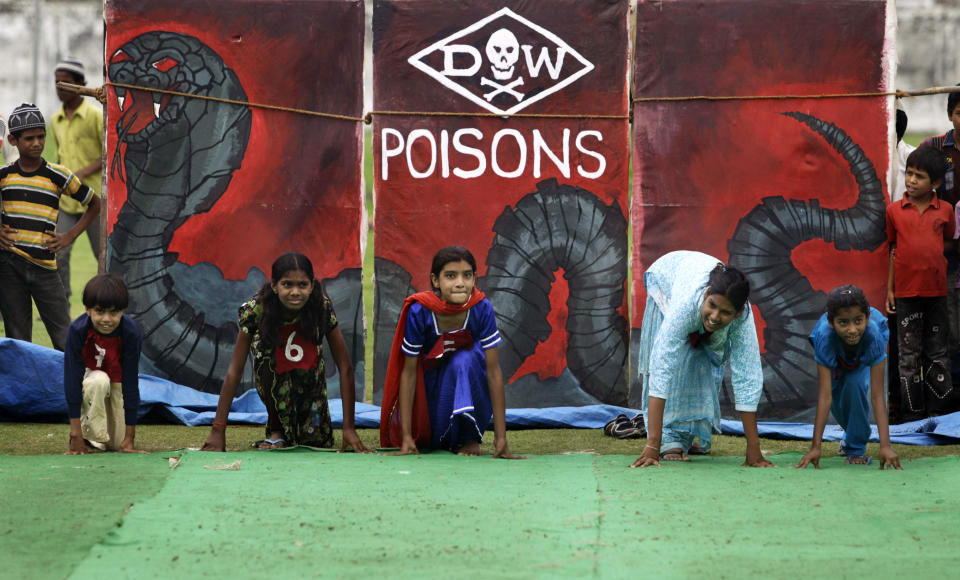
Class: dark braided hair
706,262,750,312
256,253,330,349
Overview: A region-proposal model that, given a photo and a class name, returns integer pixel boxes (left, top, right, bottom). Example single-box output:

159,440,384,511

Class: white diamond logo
408,8,594,116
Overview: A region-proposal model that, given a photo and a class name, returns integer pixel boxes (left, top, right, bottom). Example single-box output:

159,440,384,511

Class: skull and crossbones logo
482,28,524,102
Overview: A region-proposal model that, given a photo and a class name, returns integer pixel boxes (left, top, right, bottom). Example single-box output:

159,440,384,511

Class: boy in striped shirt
0,103,101,350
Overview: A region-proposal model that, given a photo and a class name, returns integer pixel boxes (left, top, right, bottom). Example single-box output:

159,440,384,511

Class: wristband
213,421,227,427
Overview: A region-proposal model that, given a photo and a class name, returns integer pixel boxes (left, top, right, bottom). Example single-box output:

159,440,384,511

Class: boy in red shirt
886,147,956,422
63,273,145,453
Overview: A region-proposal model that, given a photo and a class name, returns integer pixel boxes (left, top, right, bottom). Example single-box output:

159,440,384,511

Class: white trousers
81,370,125,450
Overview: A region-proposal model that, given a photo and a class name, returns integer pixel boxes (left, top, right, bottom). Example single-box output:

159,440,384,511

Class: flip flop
845,455,873,465
256,438,287,450
660,449,690,461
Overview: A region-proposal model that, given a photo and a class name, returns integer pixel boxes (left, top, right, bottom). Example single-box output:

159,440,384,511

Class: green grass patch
0,453,170,578
2,422,958,460
6,450,958,578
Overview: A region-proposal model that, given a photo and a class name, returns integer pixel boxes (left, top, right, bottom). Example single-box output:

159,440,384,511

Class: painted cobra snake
107,31,363,395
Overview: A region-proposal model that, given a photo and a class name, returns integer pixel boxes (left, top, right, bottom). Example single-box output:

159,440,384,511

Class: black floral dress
238,297,336,447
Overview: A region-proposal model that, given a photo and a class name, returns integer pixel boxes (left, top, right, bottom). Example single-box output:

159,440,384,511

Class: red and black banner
373,0,631,406
630,0,893,417
104,0,366,396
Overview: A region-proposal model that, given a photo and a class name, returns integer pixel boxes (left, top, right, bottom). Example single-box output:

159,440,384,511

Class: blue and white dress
402,298,503,450
808,307,888,456
638,251,764,453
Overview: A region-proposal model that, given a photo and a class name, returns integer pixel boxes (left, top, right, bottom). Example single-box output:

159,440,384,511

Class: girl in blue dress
631,251,772,468
381,246,525,458
796,285,901,469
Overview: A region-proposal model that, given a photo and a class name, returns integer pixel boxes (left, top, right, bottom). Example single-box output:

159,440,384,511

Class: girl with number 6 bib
202,253,369,452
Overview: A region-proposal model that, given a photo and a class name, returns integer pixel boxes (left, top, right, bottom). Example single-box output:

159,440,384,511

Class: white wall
0,0,103,125
897,2,960,135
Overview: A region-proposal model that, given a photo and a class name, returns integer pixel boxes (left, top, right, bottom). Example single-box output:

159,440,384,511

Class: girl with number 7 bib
202,253,369,452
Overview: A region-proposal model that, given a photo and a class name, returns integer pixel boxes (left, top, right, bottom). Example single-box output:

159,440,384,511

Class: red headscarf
379,288,485,447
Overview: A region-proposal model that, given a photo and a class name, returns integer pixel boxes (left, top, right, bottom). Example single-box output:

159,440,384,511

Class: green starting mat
3,451,958,578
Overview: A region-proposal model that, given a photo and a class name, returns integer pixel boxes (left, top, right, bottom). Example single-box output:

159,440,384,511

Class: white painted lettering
533,128,570,178
381,128,404,181
575,130,606,179
452,128,486,179
521,45,567,80
491,129,527,178
380,126,607,181
406,129,437,179
440,44,482,77
440,130,450,178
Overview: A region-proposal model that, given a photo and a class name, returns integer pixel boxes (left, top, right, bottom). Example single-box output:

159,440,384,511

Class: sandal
629,413,647,437
845,455,873,465
659,449,690,461
256,438,287,450
603,414,629,437
607,415,643,439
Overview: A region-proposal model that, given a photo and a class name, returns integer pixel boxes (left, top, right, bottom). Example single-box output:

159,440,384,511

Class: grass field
2,446,959,579
4,130,960,579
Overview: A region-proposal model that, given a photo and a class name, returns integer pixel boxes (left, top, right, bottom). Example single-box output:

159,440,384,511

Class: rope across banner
56,81,960,123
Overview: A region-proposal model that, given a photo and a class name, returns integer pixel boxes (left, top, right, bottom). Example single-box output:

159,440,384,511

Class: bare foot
660,448,691,462
456,440,482,456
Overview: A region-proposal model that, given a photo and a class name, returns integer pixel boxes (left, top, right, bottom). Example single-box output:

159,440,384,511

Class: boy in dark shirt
63,273,145,454
919,88,960,204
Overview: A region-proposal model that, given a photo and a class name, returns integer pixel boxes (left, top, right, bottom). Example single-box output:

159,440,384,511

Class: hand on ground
201,429,226,452
339,428,374,453
743,451,775,468
794,448,820,469
65,434,92,455
630,447,660,468
877,447,902,470
493,438,528,459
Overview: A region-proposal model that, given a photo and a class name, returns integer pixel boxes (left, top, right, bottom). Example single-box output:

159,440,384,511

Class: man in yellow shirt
51,58,103,299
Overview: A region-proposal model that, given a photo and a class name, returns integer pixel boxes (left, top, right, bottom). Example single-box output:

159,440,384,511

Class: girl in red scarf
381,246,526,458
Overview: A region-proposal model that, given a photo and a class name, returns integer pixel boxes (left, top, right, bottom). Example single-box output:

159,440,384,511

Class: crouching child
796,285,901,469
64,273,145,454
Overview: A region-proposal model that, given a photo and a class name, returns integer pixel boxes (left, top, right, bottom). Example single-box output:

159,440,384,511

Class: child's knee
83,371,112,396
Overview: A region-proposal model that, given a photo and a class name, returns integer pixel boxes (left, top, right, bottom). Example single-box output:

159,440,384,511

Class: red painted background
373,0,629,402
632,0,891,330
104,0,365,281
630,0,892,414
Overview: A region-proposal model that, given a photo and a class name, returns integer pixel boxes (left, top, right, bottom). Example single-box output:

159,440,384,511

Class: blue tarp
3,338,960,444
0,338,380,428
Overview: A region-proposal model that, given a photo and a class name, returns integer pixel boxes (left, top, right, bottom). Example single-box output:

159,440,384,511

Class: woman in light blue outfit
631,251,773,468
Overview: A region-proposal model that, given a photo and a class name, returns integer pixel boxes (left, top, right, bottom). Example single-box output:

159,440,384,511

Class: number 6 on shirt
274,324,319,373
